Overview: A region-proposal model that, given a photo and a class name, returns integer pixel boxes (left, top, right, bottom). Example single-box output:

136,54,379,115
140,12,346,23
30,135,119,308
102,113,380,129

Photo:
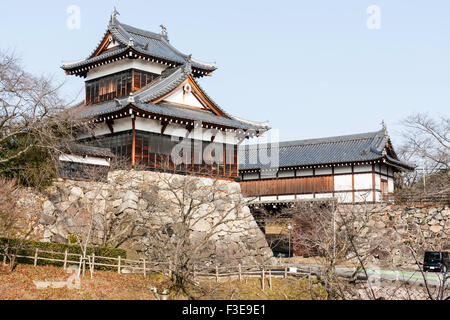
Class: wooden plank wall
240,176,334,197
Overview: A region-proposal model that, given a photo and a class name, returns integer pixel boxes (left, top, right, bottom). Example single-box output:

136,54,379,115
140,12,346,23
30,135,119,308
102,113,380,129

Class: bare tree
142,172,268,297
396,113,449,202
285,200,385,300
0,178,40,272
0,50,79,186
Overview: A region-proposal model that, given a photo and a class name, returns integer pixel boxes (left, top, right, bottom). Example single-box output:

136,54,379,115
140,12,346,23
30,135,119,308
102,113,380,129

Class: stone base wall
338,204,449,270
21,170,274,266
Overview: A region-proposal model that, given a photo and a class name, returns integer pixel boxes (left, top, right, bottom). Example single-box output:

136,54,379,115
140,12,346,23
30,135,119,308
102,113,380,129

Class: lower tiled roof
239,130,414,171
62,142,115,158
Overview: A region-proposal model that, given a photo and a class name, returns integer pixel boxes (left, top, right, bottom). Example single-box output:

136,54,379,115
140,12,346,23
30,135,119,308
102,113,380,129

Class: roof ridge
118,21,163,41
241,130,382,150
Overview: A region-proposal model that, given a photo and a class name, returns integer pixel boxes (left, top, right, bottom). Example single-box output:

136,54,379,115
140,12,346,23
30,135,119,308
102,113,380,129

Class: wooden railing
0,247,312,289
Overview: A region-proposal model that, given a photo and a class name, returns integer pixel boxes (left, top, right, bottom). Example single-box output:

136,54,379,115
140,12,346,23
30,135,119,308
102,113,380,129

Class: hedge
0,238,127,270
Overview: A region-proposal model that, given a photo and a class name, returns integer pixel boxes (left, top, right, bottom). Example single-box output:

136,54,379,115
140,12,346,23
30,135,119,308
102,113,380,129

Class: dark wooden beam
131,116,136,166
185,124,194,138
161,121,169,135
106,119,114,134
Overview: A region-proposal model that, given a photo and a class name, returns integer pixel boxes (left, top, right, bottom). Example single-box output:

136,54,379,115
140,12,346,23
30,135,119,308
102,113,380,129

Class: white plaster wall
334,174,353,191
335,192,353,203
85,59,168,81
135,117,162,134
164,86,206,110
59,154,110,167
355,191,373,203
354,173,373,190
77,118,132,139
164,123,190,139
260,196,277,201
278,195,296,200
375,191,381,202
243,173,259,180
315,193,333,199
315,168,332,175
297,194,314,200
113,117,133,133
334,166,352,174
211,131,238,145
296,169,313,177
354,164,372,173
388,177,394,193
278,170,295,178
135,118,238,144
375,173,381,190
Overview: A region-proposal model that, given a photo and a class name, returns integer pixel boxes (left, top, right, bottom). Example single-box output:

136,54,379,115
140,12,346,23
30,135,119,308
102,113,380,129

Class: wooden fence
0,247,312,289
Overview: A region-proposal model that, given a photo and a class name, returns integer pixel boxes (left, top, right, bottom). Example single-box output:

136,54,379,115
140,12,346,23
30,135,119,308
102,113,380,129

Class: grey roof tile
62,18,216,72
63,142,115,158
239,130,414,170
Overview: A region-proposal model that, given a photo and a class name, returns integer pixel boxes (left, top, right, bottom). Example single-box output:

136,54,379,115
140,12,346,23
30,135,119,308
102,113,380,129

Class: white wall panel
278,170,295,178
86,59,167,81
335,192,353,203
388,177,394,193
315,168,332,175
334,166,352,174
354,165,372,173
355,191,372,203
260,196,277,201
375,173,381,189
296,169,313,177
278,195,296,200
354,173,373,190
59,154,110,167
297,194,314,200
316,193,333,199
135,118,161,134
334,174,353,191
243,173,259,180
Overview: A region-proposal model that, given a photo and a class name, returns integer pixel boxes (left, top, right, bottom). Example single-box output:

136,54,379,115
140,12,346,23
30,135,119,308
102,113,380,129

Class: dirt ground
0,264,326,300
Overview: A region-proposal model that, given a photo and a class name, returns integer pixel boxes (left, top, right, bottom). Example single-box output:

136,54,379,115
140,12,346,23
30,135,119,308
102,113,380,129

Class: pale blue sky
0,0,449,146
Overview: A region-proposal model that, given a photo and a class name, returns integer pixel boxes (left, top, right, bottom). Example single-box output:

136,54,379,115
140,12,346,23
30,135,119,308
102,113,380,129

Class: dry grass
0,264,326,300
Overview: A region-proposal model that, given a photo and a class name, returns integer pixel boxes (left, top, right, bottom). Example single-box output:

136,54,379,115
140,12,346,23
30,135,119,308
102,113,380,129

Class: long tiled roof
62,143,115,158
239,130,414,170
61,16,216,72
66,99,268,131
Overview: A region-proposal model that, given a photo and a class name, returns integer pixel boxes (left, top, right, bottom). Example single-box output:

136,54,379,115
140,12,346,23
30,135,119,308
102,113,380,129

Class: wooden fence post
34,248,39,267
91,253,95,278
142,259,146,277
261,268,265,290
3,246,8,266
216,265,219,283
77,255,82,278
269,269,272,290
309,266,312,287
118,256,121,274
238,264,242,281
284,266,287,278
63,249,68,270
